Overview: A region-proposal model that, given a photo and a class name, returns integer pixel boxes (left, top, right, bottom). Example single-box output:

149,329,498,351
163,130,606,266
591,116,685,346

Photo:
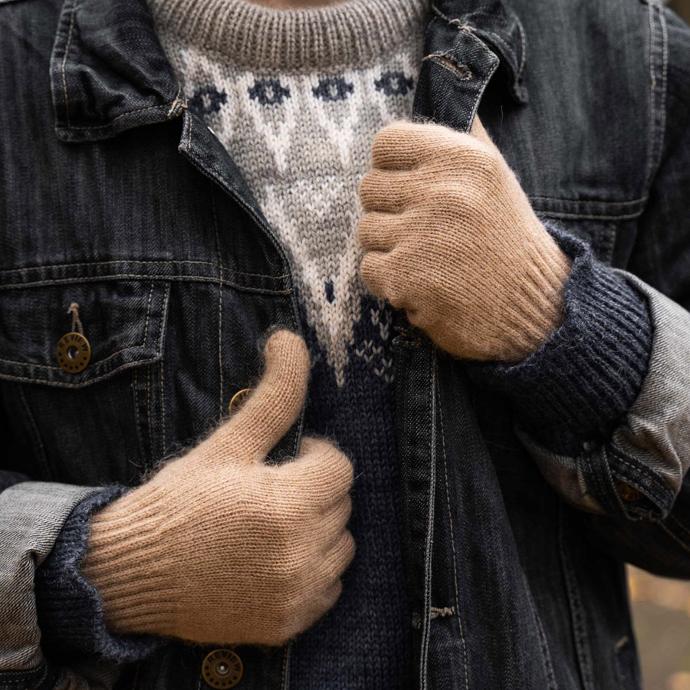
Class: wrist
497,222,571,361
83,485,180,638
470,226,652,455
35,486,163,662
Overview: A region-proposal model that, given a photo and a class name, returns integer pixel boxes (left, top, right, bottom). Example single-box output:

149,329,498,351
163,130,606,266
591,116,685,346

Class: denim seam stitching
281,640,291,690
157,286,171,458
515,14,527,76
643,0,668,191
0,259,286,275
592,447,628,516
58,103,176,131
0,261,290,286
0,341,155,372
532,208,643,222
529,195,646,207
608,445,672,508
212,193,224,416
145,366,154,467
159,359,166,458
0,275,292,296
419,350,437,690
0,359,163,388
142,283,155,348
610,450,666,497
60,0,77,129
613,469,663,508
612,465,666,508
558,506,595,690
438,391,469,690
130,367,146,475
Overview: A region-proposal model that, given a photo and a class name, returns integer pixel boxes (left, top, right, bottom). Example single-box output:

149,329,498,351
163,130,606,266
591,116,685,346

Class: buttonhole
425,54,474,81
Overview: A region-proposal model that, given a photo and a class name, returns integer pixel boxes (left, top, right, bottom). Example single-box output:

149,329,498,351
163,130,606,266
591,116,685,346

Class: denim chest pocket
0,279,170,485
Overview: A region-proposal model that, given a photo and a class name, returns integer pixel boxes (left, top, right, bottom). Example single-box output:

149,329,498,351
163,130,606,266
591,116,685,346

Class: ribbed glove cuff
470,227,652,455
81,485,186,639
35,486,163,662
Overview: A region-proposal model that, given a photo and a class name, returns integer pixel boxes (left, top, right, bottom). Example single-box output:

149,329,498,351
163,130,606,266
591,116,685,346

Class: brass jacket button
201,649,243,689
56,332,91,374
228,388,252,415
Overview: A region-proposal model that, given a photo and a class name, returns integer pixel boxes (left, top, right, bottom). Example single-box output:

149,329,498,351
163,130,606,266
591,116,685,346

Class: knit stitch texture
472,226,653,455
358,118,572,361
154,0,427,387
35,486,163,662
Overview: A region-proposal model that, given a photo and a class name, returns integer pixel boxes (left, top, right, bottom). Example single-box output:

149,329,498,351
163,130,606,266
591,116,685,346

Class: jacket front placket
397,4,545,688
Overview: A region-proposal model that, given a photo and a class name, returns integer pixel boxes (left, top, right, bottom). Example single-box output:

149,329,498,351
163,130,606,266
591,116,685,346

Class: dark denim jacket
1,0,690,688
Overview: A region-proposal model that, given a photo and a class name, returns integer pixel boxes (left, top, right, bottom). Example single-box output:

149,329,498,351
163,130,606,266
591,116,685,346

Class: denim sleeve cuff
35,486,164,663
470,227,653,456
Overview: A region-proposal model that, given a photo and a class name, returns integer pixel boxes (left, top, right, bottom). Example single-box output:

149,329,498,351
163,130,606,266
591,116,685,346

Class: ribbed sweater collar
148,0,429,70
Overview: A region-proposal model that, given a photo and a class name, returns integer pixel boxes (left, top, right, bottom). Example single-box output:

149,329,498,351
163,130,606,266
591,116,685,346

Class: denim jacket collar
50,0,184,142
50,0,526,143
428,0,528,103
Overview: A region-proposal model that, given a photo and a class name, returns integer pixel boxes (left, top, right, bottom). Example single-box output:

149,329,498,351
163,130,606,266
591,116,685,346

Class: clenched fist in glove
83,331,354,646
358,119,571,362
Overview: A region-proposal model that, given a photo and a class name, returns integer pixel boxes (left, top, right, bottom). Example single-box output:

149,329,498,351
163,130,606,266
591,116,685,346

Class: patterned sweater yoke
151,0,427,386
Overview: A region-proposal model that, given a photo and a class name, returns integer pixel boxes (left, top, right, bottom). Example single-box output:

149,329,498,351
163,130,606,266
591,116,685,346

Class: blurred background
670,0,690,22
672,0,690,22
628,6,689,689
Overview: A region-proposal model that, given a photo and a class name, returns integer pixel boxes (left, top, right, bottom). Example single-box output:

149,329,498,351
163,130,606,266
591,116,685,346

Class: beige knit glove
358,119,571,362
83,331,354,647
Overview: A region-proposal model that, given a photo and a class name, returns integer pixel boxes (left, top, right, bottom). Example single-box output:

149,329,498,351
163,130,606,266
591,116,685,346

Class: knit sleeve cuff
35,486,164,663
470,227,653,456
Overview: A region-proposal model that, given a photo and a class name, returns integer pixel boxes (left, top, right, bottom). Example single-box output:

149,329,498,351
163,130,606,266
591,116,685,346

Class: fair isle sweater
34,0,654,687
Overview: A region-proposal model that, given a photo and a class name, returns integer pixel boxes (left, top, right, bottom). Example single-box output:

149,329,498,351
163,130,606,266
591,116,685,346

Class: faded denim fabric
0,483,96,686
613,277,690,508
0,0,690,688
524,276,690,521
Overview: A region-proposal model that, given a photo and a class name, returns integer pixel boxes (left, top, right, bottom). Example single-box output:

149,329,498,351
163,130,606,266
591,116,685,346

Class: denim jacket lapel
50,0,183,142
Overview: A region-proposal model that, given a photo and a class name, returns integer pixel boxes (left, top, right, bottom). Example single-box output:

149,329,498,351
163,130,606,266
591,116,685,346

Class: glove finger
284,437,354,507
358,208,425,252
223,330,310,463
371,120,431,170
318,496,353,545
320,531,356,582
298,579,344,634
359,169,415,213
360,249,410,310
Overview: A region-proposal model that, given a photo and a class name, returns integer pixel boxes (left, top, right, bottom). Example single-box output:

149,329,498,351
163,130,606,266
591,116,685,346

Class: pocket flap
0,281,169,387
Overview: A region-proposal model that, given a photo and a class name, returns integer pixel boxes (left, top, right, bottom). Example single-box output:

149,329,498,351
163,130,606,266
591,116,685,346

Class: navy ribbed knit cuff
471,228,653,456
35,486,163,663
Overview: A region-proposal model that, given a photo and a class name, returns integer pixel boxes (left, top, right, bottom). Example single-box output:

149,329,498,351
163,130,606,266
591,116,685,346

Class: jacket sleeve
473,8,690,577
0,476,99,687
0,469,158,689
574,8,690,576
